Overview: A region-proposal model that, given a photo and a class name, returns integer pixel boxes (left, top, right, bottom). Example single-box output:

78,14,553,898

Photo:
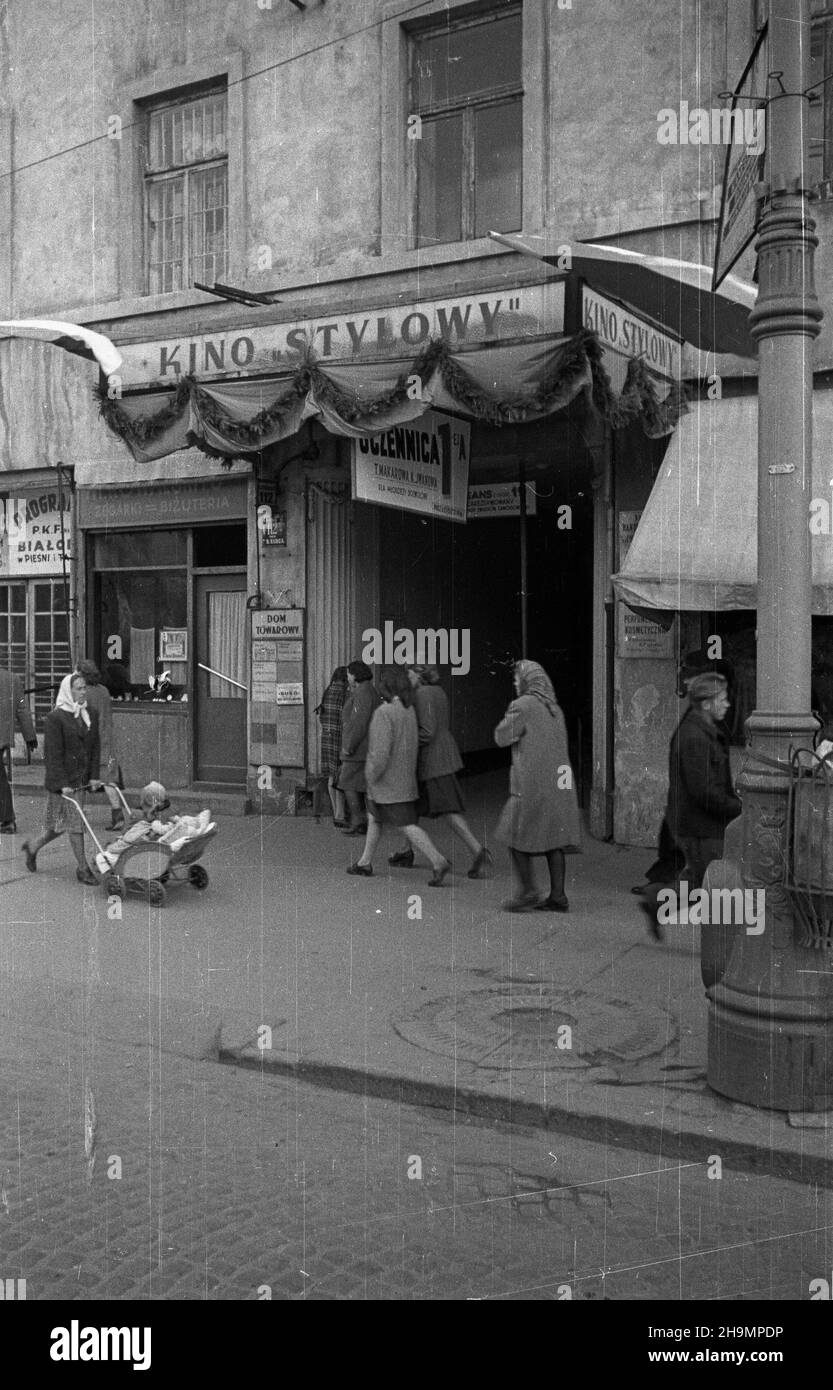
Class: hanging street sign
713,23,769,291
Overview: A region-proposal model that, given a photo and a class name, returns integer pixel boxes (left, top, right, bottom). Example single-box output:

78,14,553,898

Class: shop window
193,523,246,567
0,583,27,683
92,530,187,569
33,583,71,727
698,614,833,744
809,8,833,192
95,570,188,700
410,5,523,247
144,86,228,294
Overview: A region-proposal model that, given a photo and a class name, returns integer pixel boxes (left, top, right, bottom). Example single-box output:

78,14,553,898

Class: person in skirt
316,665,348,826
346,666,450,886
388,665,491,878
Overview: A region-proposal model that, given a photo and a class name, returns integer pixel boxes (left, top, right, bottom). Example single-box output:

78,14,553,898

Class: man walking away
0,667,37,834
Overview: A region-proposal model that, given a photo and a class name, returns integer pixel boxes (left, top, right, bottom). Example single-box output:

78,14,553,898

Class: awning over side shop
612,392,833,614
97,332,686,463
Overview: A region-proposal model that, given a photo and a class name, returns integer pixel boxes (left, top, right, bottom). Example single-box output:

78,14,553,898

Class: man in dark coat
667,672,741,889
632,648,735,894
0,667,38,833
642,672,741,940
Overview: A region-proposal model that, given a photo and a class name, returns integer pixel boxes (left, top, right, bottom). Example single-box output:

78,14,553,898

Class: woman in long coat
22,671,102,884
388,666,491,877
317,665,348,826
494,659,581,912
337,660,381,836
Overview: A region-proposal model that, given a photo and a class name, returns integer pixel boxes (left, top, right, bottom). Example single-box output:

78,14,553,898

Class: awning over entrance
490,232,757,359
99,332,686,463
612,393,833,614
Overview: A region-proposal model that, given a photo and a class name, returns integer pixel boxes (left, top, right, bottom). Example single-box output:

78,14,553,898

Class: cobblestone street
1,1032,831,1302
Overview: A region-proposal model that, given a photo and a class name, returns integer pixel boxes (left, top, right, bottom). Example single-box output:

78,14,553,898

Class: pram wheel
188,864,209,890
104,871,124,899
147,880,166,907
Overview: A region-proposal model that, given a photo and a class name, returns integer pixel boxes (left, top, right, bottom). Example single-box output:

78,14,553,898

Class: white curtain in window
208,590,246,698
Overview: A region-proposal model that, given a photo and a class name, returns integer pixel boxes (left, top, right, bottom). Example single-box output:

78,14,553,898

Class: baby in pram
98,781,215,868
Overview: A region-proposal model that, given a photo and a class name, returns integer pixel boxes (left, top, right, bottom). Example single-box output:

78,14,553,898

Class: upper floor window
144,87,228,294
410,5,523,248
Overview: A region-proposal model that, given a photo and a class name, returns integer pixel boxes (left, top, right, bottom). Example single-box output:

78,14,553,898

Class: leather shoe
346,863,373,876
639,901,665,942
503,892,540,913
0,821,17,835
428,859,451,888
535,896,569,913
343,823,368,837
22,841,37,873
76,867,98,886
467,848,492,879
388,849,414,867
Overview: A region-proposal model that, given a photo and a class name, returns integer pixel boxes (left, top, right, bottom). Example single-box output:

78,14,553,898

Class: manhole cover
393,985,674,1072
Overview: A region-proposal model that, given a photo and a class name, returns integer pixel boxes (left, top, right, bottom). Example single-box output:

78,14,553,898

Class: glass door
194,573,247,783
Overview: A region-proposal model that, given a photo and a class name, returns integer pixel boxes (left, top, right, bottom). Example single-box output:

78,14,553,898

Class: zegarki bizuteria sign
352,411,471,523
115,283,566,388
0,487,73,576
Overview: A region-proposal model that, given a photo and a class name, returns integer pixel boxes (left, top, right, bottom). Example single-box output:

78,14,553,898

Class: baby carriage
61,784,217,908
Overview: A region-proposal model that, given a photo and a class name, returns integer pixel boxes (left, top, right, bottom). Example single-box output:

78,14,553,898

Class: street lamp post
707,0,833,1109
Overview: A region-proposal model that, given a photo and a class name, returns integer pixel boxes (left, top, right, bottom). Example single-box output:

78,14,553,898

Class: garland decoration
95,328,687,457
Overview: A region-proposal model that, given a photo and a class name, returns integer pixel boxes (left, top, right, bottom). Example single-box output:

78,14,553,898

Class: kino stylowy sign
351,410,471,523
582,286,682,383
115,283,566,388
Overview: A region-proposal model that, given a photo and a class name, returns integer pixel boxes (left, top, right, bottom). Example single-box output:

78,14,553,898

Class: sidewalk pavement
1,772,830,1183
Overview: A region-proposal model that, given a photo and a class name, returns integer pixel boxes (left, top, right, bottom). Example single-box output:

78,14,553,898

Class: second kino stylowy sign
351,410,471,523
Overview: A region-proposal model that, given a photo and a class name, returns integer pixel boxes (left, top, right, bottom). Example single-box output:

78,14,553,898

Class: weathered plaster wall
3,0,749,321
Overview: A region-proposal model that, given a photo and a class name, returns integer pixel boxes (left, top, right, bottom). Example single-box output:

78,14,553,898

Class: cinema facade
76,245,701,844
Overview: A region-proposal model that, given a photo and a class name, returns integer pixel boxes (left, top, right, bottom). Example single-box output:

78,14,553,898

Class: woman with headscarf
494,659,581,912
21,671,102,884
388,665,491,877
346,666,450,886
316,665,349,826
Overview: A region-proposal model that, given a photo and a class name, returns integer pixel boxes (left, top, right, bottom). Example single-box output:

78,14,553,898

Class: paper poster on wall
276,683,304,705
352,411,470,523
159,628,188,662
617,604,676,659
0,488,73,576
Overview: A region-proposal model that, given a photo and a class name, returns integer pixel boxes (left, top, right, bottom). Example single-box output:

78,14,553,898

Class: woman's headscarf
56,673,91,727
515,659,559,717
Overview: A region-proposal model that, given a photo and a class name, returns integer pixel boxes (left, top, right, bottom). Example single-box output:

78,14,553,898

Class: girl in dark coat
494,659,581,912
22,672,102,883
388,666,491,877
317,665,348,826
346,667,450,885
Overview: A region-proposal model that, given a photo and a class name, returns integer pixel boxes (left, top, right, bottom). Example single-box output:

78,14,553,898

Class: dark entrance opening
376,415,596,806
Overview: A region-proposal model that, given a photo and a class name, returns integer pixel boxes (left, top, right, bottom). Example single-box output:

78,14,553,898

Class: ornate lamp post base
707,716,833,1111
